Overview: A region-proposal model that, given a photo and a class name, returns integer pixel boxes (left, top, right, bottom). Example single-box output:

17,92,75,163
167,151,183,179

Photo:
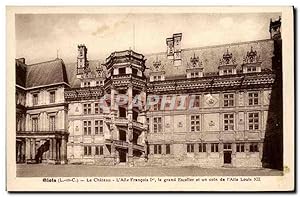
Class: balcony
64,87,104,101
132,120,145,131
113,140,129,149
133,144,145,152
114,117,129,126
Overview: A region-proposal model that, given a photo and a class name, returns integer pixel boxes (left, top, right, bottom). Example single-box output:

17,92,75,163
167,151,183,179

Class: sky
15,13,281,65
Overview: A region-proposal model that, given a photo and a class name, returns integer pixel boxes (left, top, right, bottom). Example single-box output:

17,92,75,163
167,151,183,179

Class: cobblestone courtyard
16,164,283,177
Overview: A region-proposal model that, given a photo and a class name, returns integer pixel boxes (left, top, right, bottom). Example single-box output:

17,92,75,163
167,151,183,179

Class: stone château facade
15,17,283,169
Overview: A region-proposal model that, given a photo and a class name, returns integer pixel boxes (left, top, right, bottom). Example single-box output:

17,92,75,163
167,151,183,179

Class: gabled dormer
186,53,203,79
218,49,237,76
149,57,165,82
242,47,262,74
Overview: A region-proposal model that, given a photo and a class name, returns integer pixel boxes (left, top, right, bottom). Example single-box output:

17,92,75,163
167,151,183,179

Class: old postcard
6,6,294,191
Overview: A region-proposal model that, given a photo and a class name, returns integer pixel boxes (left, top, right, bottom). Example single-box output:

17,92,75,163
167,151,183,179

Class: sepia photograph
7,6,294,191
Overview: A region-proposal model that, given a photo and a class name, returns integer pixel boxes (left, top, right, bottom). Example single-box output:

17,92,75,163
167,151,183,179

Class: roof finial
56,49,59,59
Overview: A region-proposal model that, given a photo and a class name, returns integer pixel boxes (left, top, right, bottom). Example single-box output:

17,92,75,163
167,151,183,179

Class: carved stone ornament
243,46,261,64
219,49,236,66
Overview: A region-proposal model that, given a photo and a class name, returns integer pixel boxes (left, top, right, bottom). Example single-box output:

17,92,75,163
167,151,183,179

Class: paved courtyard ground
16,164,283,177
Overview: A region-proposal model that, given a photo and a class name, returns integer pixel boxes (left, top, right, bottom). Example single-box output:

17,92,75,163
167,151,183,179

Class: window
223,69,233,75
166,144,171,154
194,95,200,108
191,72,199,78
83,103,92,114
224,113,234,131
223,143,232,150
153,117,162,133
84,82,90,87
95,146,104,155
49,91,55,103
49,116,55,131
95,120,103,135
94,103,103,114
224,93,234,107
153,97,161,111
211,143,219,152
247,67,257,73
84,146,92,156
119,67,126,74
96,81,100,86
187,144,194,153
236,143,245,152
191,115,200,132
33,94,38,105
199,143,207,152
250,143,259,152
32,117,38,132
248,92,259,105
249,112,259,130
132,68,138,75
154,144,162,154
83,121,92,135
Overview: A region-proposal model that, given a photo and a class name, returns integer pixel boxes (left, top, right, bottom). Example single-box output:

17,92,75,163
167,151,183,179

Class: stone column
25,138,31,162
49,138,53,161
32,138,36,161
60,136,67,164
53,138,57,163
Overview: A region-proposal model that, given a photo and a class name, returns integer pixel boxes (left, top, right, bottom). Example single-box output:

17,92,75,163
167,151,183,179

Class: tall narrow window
224,93,234,107
193,95,200,108
199,143,207,152
250,143,259,152
84,146,92,156
49,116,55,131
153,117,162,133
224,113,234,131
32,117,38,132
49,91,55,103
154,144,162,154
166,144,171,154
83,120,92,135
33,94,38,105
211,143,219,152
236,143,245,152
191,115,200,132
94,103,103,114
249,112,259,130
95,146,104,155
83,103,92,114
187,144,194,153
95,120,103,135
248,92,259,105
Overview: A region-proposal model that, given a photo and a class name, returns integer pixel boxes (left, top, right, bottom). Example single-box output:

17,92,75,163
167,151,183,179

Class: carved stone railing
64,87,104,101
133,144,145,152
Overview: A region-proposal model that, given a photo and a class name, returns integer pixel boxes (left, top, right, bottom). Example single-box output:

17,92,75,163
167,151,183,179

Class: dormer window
119,67,126,75
218,49,237,76
132,68,138,75
153,75,163,81
186,53,203,79
242,47,262,74
49,91,55,103
84,82,90,87
33,93,38,105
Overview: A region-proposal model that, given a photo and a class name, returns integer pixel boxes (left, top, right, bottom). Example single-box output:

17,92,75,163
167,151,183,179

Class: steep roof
63,39,275,88
16,58,27,87
144,39,274,79
26,58,69,88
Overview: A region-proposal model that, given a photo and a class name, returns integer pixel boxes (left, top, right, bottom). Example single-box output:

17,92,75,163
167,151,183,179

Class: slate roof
21,38,275,89
26,58,69,88
144,39,274,79
16,58,27,87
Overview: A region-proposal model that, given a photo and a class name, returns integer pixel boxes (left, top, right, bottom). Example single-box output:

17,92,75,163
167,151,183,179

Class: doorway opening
119,149,127,163
224,151,232,164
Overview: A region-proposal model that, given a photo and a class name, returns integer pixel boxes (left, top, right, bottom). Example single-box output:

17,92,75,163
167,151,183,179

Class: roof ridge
28,58,63,66
145,38,273,56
